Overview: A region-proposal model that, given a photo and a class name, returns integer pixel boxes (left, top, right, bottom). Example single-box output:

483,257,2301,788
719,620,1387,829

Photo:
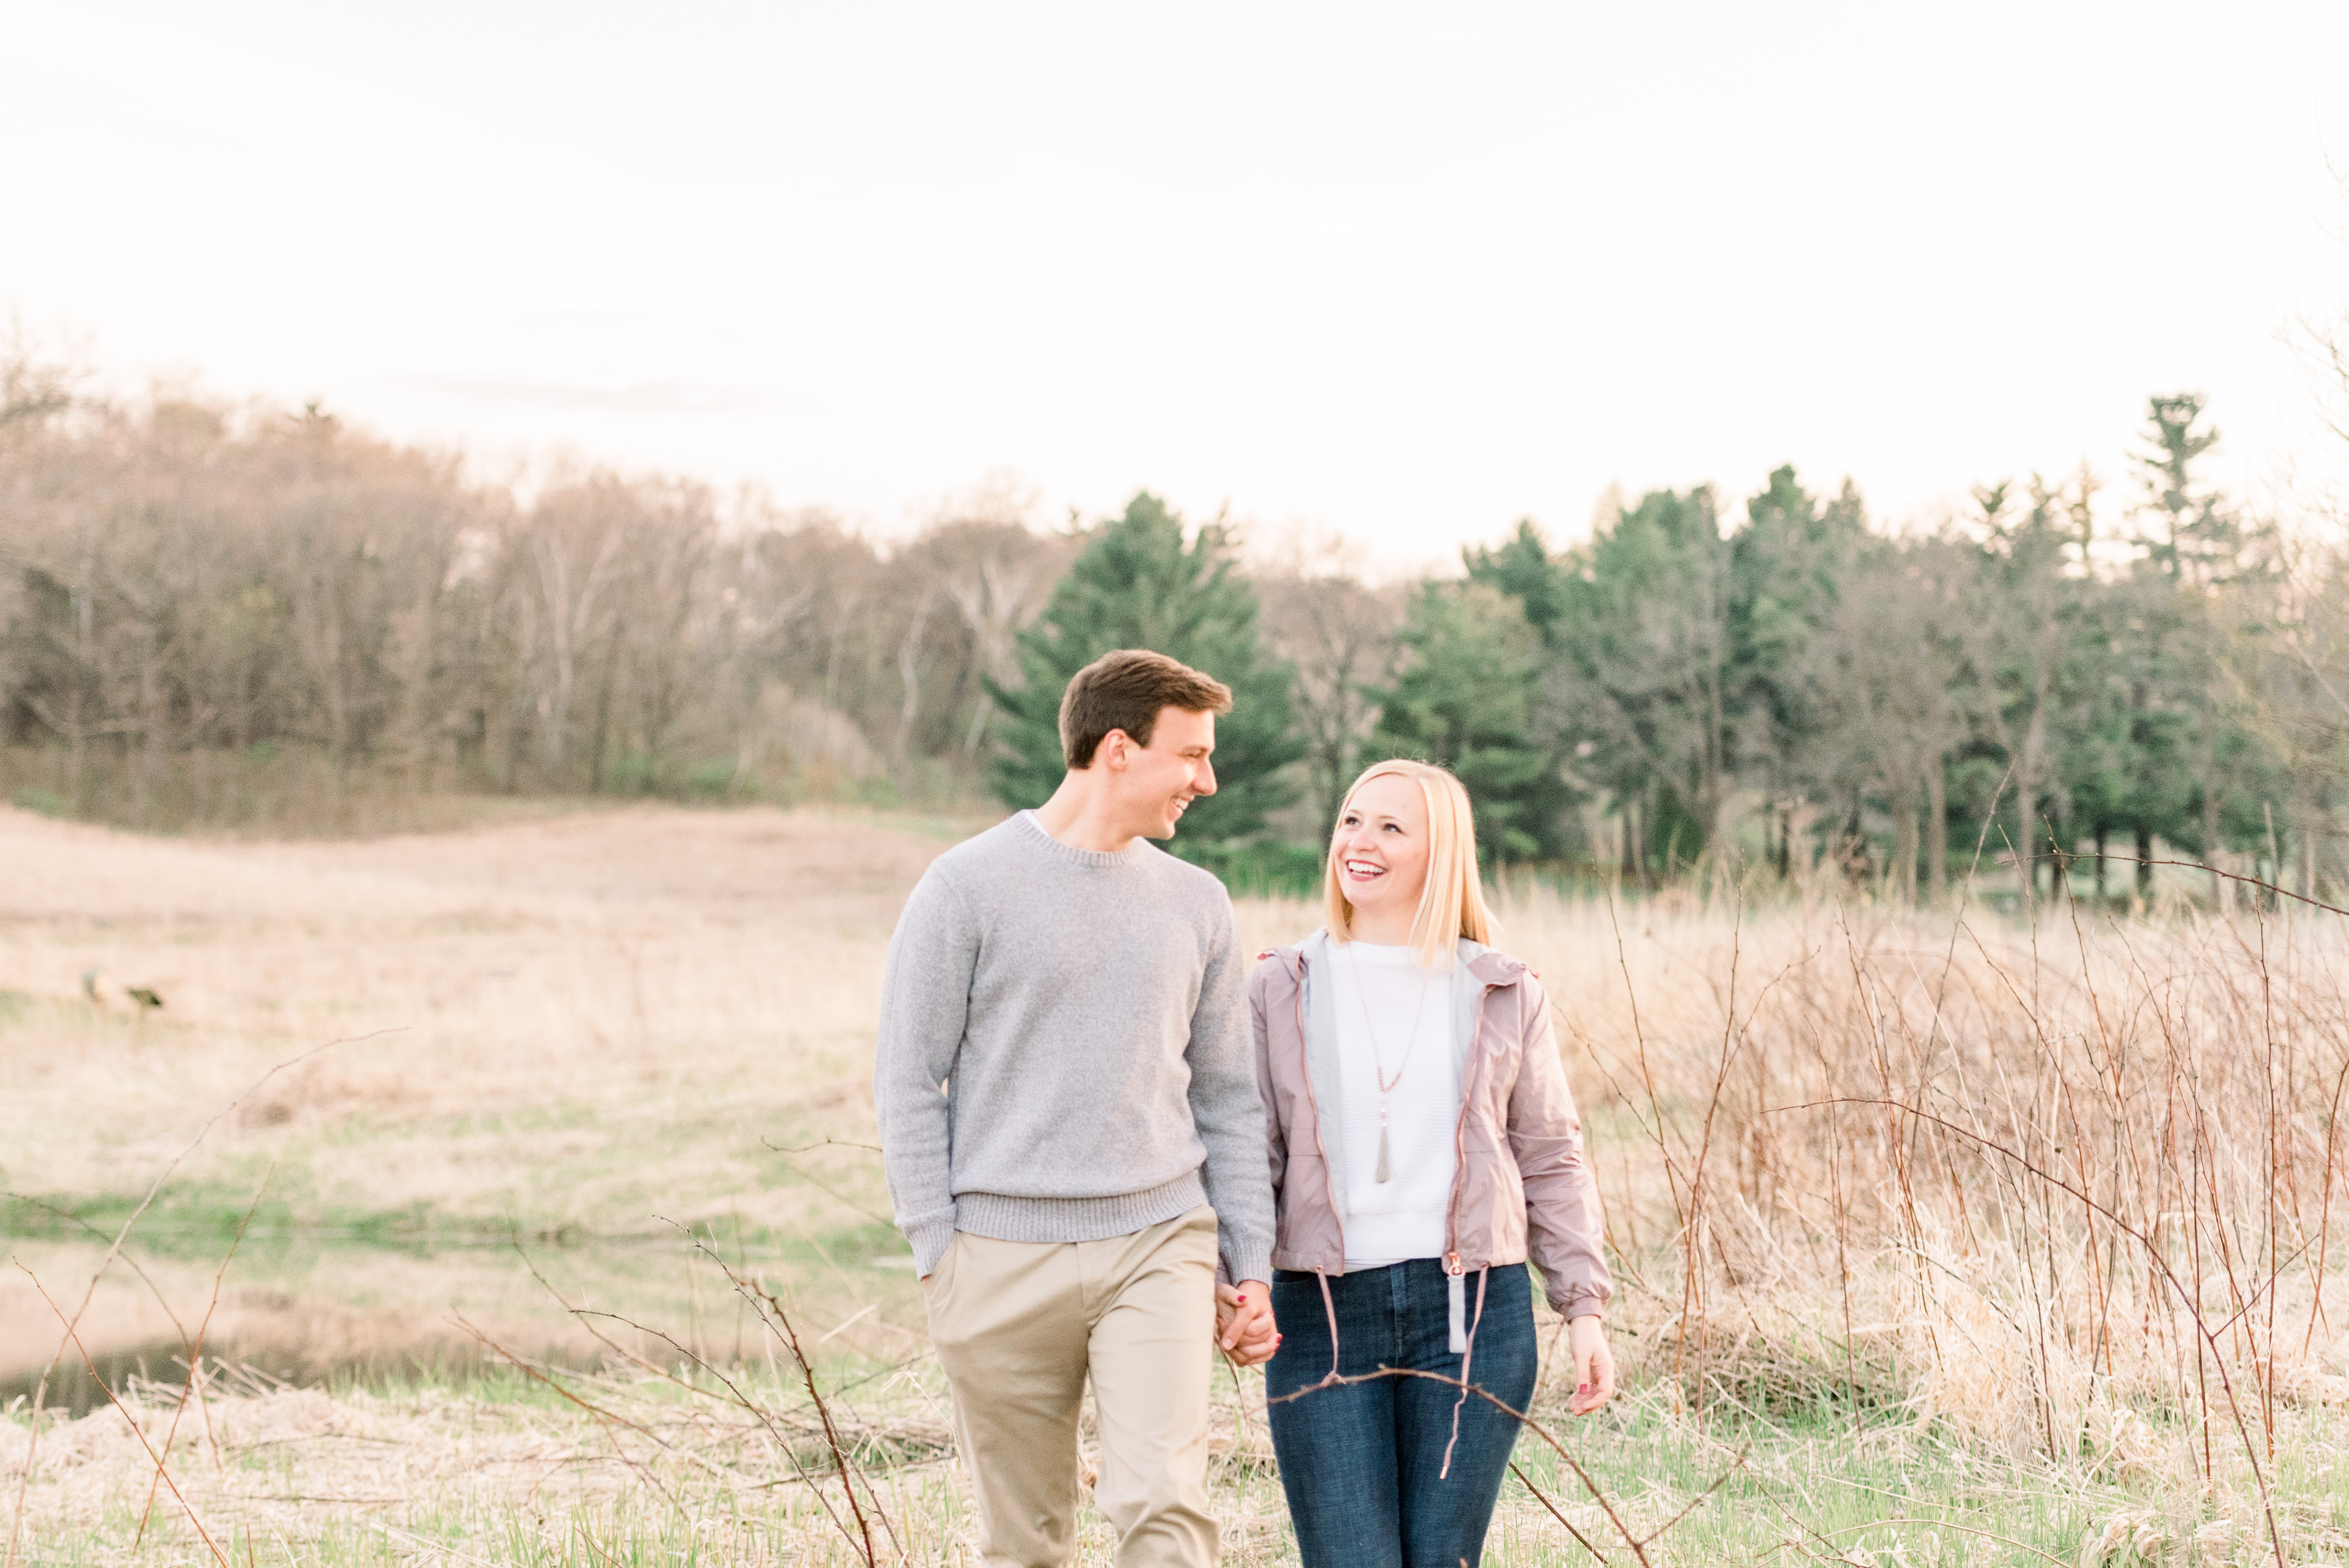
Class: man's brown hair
1058,649,1233,769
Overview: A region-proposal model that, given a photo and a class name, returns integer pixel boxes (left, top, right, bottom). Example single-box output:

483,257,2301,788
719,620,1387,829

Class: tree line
0,353,1072,827
3,346,2343,905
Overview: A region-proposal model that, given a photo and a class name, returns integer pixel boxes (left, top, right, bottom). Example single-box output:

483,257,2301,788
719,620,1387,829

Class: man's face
1115,706,1219,839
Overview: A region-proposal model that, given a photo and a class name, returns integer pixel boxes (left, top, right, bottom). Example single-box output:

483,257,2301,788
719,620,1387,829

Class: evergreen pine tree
984,492,1302,850
2123,394,2281,903
1368,581,1573,863
1733,467,1866,871
2138,394,2244,586
1464,519,1568,645
1550,485,1736,870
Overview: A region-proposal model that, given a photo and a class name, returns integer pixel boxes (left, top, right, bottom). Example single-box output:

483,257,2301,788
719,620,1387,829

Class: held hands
1214,1280,1279,1367
1566,1314,1615,1416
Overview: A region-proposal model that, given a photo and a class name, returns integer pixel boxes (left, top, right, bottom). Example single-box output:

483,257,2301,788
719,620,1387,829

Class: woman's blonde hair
1322,758,1496,970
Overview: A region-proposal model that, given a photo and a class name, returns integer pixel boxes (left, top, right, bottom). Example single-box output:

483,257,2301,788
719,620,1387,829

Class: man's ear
1098,729,1133,769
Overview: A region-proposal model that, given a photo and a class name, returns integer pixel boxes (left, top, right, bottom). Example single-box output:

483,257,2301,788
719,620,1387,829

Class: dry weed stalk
16,1264,229,1568
132,1165,272,1550
1268,1366,1744,1566
455,1223,915,1567
5,1030,395,1568
1525,860,2349,1568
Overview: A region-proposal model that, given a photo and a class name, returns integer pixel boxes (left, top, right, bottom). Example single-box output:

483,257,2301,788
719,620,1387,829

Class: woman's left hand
1566,1315,1614,1416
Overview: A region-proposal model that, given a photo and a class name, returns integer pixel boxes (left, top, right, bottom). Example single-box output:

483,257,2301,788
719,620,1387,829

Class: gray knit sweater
874,811,1275,1284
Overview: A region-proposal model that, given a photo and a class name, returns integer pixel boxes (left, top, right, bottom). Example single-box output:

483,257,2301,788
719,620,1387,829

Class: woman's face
1332,773,1431,928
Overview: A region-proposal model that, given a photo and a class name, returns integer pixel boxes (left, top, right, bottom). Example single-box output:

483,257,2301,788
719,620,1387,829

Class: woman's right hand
1215,1279,1280,1367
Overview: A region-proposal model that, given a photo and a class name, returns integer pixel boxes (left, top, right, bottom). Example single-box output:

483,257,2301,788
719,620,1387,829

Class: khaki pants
923,1205,1220,1568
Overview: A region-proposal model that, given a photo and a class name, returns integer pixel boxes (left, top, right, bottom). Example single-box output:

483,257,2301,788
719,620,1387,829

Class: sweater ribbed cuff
906,1216,957,1278
907,1222,963,1278
953,1173,1207,1248
1223,1241,1274,1289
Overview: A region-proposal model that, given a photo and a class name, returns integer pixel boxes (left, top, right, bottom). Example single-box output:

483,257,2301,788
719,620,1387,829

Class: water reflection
1,1226,922,1421
0,1334,578,1419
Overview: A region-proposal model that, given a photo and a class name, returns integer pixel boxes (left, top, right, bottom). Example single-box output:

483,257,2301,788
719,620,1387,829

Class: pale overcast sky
5,3,2347,566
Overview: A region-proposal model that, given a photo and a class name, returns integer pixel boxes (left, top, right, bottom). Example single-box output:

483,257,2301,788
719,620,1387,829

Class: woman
1244,759,1614,1568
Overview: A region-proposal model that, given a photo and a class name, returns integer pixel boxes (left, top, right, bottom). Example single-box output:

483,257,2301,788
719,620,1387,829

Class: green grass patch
1,1185,449,1254
9,785,69,816
0,1184,909,1269
1182,838,1327,898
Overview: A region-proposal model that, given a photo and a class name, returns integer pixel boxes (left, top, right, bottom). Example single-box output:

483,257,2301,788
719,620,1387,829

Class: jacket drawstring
1316,1267,1342,1387
1439,1266,1489,1480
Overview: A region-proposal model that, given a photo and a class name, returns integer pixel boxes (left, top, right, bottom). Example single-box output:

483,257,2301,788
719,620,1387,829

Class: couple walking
875,649,1614,1568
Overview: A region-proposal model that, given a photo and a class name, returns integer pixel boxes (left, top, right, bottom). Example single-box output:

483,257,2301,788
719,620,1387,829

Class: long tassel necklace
1345,942,1433,1183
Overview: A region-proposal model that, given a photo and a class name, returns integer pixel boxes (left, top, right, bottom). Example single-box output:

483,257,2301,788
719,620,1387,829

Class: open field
0,803,969,1399
5,803,2349,1566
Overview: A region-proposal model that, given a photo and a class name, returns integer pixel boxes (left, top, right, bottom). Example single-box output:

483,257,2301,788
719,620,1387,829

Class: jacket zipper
1293,951,1348,1267
1442,979,1504,1276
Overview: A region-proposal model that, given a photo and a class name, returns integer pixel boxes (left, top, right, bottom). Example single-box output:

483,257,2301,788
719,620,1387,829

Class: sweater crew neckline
1015,808,1151,868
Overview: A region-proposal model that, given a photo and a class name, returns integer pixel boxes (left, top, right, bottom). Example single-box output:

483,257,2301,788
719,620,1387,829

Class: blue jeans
1264,1260,1538,1568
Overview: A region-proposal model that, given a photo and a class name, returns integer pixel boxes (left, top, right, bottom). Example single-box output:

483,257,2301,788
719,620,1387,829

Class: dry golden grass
6,803,2349,1565
1536,891,2349,1442
1,803,964,1399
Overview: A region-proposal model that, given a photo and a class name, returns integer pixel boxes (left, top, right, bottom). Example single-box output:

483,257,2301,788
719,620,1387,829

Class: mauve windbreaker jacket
1247,931,1613,1321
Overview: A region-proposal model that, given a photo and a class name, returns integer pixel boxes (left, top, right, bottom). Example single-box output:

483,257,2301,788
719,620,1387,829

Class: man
876,648,1279,1568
